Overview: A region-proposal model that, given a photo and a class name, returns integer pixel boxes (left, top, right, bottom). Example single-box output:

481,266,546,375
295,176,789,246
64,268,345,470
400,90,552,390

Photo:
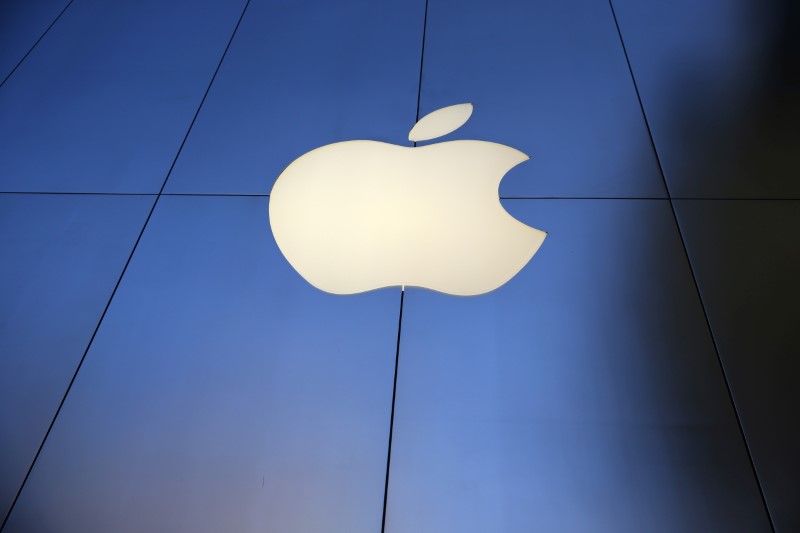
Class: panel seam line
381,1,428,530
607,1,776,530
0,0,253,528
0,0,76,89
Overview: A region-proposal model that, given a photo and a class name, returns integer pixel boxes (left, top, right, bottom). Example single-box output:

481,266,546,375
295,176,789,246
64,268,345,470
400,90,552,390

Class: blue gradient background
0,0,797,531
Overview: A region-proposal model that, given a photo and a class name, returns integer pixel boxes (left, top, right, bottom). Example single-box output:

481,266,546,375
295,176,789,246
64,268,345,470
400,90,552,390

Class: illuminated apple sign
269,103,546,296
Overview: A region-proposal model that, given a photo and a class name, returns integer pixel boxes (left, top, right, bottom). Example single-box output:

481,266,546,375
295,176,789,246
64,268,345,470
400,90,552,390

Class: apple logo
269,103,546,296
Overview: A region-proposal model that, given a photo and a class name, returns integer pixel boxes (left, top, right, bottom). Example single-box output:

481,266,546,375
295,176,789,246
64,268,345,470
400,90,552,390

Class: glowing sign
269,104,546,295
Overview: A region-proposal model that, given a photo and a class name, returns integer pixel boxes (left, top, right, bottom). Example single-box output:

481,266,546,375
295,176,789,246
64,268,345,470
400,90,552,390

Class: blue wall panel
612,0,799,198
0,0,70,82
0,0,795,530
4,197,400,532
418,0,666,199
165,0,425,194
384,200,771,532
0,0,246,193
0,194,152,522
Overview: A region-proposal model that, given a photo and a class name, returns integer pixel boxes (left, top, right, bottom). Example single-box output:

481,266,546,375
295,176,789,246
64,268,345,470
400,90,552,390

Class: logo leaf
409,103,473,142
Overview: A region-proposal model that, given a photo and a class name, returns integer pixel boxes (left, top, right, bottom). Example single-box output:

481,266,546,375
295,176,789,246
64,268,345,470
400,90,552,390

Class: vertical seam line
381,2,429,530
380,289,406,533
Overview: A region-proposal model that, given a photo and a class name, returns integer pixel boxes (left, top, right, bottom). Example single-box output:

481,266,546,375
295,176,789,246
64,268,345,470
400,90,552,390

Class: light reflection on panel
385,200,770,532
418,0,665,199
0,0,246,193
612,0,799,198
0,194,152,521
675,200,800,532
4,197,399,533
164,0,425,194
0,0,69,80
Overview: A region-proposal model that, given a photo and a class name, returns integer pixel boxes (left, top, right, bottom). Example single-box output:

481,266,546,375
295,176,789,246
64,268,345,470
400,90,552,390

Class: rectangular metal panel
0,193,152,522
4,196,400,533
675,199,800,531
165,0,425,194
0,0,247,193
0,0,70,81
384,199,771,532
418,0,666,199
612,0,799,198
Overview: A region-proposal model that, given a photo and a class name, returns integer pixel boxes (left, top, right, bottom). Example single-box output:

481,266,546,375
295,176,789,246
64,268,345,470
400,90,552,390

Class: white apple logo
269,103,546,296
